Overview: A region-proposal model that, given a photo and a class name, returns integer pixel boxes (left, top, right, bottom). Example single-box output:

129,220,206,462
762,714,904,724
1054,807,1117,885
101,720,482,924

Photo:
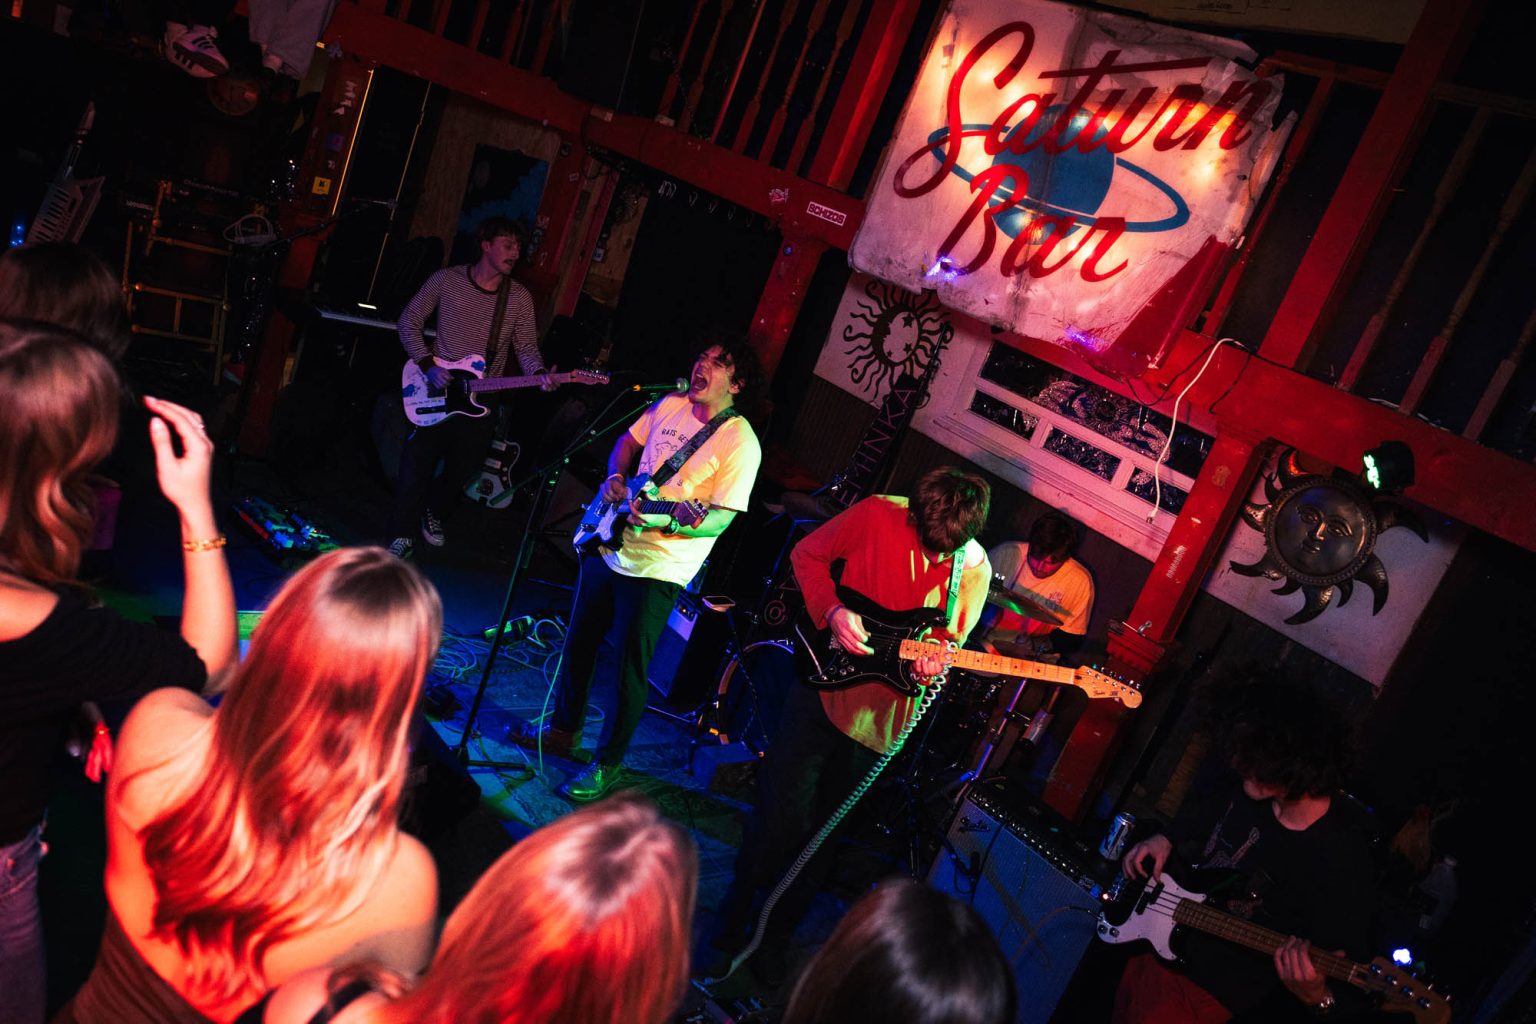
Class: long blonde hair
0,319,119,585
136,547,442,1004
383,793,696,1024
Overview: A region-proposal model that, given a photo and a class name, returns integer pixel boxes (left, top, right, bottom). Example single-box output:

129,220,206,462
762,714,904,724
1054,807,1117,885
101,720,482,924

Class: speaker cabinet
928,785,1106,1024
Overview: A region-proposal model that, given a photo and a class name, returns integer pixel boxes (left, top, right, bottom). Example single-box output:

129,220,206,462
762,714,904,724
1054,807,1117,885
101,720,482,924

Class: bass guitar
402,355,609,426
571,474,710,554
1097,870,1449,1024
793,587,1141,706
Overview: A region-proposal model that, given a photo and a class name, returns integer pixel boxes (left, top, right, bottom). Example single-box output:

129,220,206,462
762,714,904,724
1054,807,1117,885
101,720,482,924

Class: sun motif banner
849,0,1292,376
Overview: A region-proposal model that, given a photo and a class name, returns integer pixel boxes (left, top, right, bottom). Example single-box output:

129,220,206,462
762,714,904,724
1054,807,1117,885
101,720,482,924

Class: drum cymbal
985,583,1066,625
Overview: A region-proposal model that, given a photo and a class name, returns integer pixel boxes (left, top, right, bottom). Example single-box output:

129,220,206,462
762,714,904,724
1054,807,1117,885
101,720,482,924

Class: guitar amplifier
928,784,1107,1024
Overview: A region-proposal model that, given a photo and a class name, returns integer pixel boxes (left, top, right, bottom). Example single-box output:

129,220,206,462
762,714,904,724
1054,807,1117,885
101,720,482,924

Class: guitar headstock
1355,957,1449,1024
572,369,611,385
1072,665,1143,708
677,500,710,528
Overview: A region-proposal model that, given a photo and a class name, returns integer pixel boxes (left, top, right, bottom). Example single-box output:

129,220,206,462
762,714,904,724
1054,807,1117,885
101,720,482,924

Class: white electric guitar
1097,871,1450,1023
401,354,609,426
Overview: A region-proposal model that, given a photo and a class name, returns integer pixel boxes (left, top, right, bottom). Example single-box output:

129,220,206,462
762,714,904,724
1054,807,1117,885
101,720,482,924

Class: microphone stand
452,385,667,767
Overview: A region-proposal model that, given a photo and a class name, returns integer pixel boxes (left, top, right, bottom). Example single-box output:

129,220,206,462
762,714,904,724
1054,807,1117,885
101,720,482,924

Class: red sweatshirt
791,496,991,753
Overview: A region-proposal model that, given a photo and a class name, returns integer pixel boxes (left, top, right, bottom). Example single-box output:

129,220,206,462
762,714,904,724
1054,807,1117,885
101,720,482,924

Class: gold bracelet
182,535,228,552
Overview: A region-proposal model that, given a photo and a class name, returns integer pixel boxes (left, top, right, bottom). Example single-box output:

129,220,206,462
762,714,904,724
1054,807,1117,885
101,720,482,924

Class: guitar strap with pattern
648,407,741,489
939,546,966,632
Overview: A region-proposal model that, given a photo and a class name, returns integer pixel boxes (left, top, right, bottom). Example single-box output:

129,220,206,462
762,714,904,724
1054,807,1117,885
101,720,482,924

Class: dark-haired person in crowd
982,509,1094,660
240,793,696,1024
1,321,236,1024
0,243,130,361
511,341,763,802
59,547,441,1023
1115,673,1376,1023
389,216,544,560
780,878,1015,1024
705,467,992,981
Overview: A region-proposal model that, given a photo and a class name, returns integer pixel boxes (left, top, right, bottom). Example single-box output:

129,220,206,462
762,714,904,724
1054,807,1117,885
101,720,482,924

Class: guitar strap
939,546,966,631
649,407,741,488
482,269,513,373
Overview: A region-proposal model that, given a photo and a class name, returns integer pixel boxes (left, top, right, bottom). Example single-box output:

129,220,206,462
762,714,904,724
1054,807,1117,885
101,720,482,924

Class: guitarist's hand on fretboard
1276,935,1334,1008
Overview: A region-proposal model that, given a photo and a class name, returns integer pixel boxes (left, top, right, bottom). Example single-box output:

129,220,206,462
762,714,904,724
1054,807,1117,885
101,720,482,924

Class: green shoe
558,762,628,802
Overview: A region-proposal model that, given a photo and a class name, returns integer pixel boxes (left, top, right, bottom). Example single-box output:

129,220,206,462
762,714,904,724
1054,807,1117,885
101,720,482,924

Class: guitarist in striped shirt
388,216,545,559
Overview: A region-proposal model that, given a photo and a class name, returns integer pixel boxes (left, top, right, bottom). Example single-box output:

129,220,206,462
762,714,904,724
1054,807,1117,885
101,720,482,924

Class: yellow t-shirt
985,541,1094,638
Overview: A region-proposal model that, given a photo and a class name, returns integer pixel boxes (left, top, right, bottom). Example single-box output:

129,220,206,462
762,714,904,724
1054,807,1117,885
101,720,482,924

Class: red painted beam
1144,329,1536,552
585,113,865,249
1257,0,1483,368
319,2,588,135
807,0,927,191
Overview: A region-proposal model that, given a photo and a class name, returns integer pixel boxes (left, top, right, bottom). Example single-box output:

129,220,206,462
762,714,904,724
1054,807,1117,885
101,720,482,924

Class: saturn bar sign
851,0,1292,376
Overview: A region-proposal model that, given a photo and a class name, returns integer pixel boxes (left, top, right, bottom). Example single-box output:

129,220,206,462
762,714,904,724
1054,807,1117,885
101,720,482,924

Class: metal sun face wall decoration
1230,449,1428,625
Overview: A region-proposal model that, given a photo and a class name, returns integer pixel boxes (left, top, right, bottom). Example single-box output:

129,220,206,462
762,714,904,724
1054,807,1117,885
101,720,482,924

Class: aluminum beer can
1098,812,1135,861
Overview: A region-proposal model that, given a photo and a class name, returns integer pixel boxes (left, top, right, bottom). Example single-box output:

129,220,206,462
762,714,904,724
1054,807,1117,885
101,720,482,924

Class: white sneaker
420,509,446,548
164,22,229,77
387,537,415,560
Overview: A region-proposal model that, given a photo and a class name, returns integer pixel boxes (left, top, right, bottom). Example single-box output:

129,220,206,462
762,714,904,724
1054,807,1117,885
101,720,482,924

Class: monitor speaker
928,785,1105,1024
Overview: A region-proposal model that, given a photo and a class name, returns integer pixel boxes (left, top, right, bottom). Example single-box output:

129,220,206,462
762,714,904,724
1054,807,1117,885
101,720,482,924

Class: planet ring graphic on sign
924,113,1190,240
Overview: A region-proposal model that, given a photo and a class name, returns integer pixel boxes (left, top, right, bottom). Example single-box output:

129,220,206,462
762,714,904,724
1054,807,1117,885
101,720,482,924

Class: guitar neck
1172,901,1362,988
466,372,567,393
633,498,685,514
933,647,1079,686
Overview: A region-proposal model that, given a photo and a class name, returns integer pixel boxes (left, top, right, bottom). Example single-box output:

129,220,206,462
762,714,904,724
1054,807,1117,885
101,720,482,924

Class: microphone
630,378,689,394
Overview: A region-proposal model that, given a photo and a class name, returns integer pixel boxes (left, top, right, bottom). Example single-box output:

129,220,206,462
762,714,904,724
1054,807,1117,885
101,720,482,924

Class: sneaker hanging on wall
164,22,230,78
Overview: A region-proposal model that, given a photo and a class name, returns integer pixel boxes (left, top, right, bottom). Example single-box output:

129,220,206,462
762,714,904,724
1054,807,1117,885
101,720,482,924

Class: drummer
981,510,1094,663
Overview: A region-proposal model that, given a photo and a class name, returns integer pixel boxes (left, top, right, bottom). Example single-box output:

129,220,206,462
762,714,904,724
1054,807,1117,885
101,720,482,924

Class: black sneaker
505,719,575,758
387,536,414,560
420,508,446,547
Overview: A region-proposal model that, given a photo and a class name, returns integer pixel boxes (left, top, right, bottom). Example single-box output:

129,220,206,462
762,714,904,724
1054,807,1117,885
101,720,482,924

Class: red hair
135,548,442,1004
382,793,696,1024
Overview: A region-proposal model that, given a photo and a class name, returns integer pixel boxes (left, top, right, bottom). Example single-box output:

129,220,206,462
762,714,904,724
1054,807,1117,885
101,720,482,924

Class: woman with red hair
241,792,697,1024
1,320,236,1024
58,547,443,1023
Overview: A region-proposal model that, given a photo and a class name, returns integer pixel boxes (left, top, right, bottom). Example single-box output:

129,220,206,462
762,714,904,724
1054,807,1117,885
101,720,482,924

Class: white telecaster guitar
401,354,609,426
1097,871,1449,1024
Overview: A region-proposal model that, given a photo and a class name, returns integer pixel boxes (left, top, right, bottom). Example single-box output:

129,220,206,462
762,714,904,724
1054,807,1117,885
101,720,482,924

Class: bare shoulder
0,573,61,642
382,833,438,916
112,689,214,793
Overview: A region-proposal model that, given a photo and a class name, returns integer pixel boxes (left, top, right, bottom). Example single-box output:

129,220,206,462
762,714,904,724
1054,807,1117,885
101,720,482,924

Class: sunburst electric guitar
1097,870,1449,1024
793,587,1141,705
401,355,609,426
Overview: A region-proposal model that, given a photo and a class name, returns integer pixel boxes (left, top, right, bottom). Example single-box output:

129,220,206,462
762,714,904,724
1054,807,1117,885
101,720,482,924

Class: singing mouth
691,375,707,390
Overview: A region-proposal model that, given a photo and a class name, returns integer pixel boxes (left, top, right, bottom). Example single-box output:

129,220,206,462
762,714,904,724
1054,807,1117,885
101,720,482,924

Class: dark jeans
714,680,880,949
552,555,680,767
389,414,496,539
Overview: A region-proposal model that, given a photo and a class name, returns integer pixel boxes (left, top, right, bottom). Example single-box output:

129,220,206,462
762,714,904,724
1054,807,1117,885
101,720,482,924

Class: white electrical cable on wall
1148,338,1239,524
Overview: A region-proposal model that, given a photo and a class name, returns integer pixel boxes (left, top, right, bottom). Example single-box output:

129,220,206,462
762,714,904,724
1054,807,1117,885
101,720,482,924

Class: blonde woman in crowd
57,547,442,1023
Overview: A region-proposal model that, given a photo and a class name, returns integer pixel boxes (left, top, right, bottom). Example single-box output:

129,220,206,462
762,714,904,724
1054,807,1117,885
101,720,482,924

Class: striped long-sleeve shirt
398,265,541,377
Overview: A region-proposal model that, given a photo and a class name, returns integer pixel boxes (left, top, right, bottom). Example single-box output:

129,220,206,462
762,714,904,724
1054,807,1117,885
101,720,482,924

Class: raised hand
144,396,215,527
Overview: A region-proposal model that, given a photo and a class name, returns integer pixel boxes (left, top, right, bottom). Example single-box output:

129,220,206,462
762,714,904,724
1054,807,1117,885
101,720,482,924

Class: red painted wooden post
1043,431,1267,820
749,234,828,378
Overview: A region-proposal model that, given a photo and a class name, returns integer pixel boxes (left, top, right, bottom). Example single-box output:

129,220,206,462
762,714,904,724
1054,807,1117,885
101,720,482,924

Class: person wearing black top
1115,671,1376,1023
0,322,236,1024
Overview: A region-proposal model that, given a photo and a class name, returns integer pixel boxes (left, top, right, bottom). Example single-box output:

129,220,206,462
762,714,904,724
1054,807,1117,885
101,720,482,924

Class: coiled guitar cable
704,642,955,985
